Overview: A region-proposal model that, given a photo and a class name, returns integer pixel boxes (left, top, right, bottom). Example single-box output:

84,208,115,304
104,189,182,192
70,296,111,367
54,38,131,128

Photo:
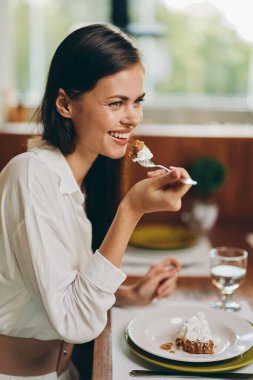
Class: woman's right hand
99,168,192,267
122,167,192,218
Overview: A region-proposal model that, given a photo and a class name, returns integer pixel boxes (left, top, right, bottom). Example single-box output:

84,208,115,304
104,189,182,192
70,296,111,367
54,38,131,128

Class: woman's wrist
115,285,137,306
119,193,143,223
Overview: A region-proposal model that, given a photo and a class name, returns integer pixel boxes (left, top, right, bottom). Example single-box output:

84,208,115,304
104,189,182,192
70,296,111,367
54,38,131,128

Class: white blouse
0,140,126,347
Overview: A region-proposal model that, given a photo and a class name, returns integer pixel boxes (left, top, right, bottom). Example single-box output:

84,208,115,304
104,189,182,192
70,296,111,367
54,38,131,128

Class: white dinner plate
126,305,253,363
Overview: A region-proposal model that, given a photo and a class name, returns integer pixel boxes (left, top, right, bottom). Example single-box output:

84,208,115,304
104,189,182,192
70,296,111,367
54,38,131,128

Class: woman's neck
65,146,98,187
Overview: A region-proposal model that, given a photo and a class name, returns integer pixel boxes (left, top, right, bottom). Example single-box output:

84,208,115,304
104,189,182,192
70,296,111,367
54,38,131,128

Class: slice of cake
128,140,153,162
176,312,214,354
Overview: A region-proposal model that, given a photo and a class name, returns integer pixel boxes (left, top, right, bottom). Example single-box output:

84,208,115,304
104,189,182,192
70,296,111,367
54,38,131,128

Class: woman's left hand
115,257,180,306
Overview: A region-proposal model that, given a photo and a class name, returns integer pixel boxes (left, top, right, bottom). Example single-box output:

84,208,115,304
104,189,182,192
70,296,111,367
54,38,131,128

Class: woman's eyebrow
137,92,146,100
107,92,145,100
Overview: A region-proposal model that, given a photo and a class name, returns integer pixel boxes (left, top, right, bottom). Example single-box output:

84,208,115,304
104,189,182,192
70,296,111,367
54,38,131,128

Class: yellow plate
129,224,198,250
125,326,253,373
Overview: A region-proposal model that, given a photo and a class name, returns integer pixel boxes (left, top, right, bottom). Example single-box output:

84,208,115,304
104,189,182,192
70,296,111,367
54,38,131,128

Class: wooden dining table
91,220,253,380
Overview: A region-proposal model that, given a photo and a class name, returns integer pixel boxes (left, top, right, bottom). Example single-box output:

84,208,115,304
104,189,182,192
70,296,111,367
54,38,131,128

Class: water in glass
209,247,248,311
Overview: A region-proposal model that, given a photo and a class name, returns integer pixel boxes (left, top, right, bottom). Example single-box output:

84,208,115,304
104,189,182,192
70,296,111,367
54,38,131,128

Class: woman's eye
109,101,122,107
134,97,145,105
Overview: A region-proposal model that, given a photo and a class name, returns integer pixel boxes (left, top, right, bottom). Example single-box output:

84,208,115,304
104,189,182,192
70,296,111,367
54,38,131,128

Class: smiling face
68,63,144,160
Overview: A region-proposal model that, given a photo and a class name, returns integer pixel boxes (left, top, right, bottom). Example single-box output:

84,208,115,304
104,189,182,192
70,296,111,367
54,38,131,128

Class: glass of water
210,246,248,311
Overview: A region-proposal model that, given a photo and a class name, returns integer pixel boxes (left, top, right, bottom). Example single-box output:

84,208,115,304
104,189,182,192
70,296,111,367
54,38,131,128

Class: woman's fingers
147,167,191,183
125,166,193,216
130,259,180,305
148,269,178,294
147,169,166,178
148,270,178,298
156,280,177,299
148,257,181,276
155,273,178,297
156,168,191,189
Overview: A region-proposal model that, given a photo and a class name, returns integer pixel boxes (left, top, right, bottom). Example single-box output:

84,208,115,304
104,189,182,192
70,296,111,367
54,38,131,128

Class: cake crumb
160,342,173,351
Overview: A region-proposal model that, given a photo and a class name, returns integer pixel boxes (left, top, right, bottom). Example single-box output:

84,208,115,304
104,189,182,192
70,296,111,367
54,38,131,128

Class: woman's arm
99,168,191,267
4,156,125,343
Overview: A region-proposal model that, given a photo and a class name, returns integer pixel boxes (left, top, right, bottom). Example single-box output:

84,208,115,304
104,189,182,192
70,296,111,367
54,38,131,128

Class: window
9,0,110,105
128,1,252,101
2,0,253,122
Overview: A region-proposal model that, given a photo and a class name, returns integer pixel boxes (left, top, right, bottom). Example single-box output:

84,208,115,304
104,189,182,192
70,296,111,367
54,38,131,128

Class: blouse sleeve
13,206,126,343
8,157,126,343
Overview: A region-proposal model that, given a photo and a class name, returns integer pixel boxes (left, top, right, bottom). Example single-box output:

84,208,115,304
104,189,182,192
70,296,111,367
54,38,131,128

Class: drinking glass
209,246,248,311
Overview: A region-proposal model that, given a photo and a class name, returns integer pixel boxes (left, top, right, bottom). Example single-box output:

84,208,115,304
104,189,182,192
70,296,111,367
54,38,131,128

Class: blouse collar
28,138,85,205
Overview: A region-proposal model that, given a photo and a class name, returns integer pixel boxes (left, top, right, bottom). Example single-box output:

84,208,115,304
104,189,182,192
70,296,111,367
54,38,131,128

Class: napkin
121,236,212,277
111,300,253,380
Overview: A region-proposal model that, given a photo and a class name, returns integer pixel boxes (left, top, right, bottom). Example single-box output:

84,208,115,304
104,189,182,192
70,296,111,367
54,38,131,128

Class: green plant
187,156,226,197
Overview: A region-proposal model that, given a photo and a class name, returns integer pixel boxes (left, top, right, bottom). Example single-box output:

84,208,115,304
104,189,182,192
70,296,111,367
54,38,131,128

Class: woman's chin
107,147,128,160
110,153,126,160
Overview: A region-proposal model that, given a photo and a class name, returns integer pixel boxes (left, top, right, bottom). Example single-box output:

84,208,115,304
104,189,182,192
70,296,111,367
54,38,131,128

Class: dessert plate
126,305,253,363
129,224,198,250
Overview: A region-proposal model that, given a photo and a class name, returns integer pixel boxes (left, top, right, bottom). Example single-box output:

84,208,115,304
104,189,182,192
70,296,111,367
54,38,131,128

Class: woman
0,24,193,379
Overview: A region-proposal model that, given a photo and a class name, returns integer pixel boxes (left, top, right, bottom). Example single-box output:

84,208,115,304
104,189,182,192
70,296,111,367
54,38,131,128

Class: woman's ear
55,88,72,118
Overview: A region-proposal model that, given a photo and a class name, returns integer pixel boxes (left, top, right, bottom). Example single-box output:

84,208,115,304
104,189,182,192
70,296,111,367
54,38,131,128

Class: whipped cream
132,145,153,162
179,312,212,342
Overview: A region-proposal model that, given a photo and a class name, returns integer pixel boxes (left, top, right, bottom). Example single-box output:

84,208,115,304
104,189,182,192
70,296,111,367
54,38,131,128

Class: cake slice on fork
128,140,153,162
128,139,197,185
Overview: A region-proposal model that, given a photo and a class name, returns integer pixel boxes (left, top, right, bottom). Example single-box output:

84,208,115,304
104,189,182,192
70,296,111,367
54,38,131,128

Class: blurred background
1,0,253,124
1,0,253,228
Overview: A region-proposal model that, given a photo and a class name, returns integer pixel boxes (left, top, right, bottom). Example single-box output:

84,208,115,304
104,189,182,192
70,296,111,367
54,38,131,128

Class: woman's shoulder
0,149,62,217
1,150,51,178
0,149,59,194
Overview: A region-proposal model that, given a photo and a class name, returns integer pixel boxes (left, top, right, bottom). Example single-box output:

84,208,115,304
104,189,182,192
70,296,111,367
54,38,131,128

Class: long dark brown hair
36,23,142,250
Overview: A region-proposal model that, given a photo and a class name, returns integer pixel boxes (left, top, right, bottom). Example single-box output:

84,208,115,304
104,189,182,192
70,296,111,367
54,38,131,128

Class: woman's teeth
108,132,130,139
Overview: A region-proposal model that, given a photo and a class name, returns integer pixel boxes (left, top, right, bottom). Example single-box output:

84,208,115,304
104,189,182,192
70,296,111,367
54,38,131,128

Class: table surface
91,220,253,380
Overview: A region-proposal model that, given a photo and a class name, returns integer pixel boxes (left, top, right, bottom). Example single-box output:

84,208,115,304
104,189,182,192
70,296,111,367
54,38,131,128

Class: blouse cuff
82,250,127,293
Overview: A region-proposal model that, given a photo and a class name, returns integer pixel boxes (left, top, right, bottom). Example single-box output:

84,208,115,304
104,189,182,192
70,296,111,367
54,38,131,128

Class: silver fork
137,160,197,185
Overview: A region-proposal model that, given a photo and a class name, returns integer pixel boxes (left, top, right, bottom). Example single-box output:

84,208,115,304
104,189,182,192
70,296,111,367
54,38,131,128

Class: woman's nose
121,106,143,127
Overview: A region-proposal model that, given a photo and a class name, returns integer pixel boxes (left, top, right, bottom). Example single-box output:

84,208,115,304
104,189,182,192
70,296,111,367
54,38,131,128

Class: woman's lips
109,134,129,146
108,131,131,146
